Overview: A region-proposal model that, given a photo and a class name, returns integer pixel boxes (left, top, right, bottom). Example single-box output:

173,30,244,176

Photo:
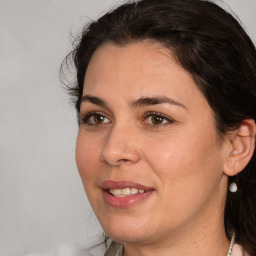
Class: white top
25,242,250,256
231,244,250,256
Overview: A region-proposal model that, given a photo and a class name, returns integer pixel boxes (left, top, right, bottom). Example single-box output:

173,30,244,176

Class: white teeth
131,188,139,194
121,188,131,195
109,188,145,197
109,189,122,196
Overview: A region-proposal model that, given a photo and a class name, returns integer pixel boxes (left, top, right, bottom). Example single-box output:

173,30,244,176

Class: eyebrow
80,95,186,110
130,96,187,109
80,95,109,109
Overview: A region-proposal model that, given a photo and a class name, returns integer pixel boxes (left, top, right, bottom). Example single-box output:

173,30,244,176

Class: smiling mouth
101,180,154,207
108,187,147,197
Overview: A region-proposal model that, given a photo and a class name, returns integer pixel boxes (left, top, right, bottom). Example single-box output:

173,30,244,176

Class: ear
223,119,256,176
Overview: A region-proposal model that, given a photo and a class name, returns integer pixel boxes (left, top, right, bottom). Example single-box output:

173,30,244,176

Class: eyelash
80,111,174,127
142,112,174,127
80,112,111,126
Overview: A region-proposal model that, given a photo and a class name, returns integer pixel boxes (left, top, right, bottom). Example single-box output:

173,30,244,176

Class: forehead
84,42,191,89
83,41,208,109
86,41,175,79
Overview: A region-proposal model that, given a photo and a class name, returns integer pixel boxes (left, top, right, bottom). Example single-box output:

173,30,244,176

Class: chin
100,215,153,244
107,229,150,245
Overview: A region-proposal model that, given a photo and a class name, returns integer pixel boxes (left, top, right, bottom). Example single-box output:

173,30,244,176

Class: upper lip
100,180,153,191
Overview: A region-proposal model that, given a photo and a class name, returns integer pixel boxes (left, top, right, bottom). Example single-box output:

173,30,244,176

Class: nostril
119,159,129,162
99,134,141,166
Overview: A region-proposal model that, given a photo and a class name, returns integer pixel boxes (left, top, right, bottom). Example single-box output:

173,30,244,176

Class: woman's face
76,42,229,244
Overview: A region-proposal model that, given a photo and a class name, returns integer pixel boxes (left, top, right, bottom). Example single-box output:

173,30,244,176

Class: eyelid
80,111,111,125
80,111,174,127
142,111,174,125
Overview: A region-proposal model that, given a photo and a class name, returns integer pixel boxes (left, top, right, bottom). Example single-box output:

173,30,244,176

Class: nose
100,125,141,166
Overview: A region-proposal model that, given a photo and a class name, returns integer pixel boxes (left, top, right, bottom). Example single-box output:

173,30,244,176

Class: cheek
144,126,222,187
143,129,224,222
75,132,106,214
144,136,192,175
75,132,100,185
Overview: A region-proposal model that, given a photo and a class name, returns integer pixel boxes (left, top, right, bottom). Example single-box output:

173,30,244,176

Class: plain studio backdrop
0,0,255,255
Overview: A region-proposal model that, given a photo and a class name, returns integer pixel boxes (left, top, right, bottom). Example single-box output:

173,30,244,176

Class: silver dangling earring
229,182,237,193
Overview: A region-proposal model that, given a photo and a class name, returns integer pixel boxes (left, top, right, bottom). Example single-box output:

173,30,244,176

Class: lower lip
103,190,154,208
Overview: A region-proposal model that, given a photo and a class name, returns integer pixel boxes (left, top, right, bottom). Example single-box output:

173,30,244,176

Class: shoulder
231,244,251,256
104,241,123,256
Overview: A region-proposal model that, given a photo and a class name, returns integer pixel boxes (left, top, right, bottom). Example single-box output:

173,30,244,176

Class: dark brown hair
62,0,256,254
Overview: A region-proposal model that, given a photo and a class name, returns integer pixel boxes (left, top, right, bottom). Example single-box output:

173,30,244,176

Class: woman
64,0,256,255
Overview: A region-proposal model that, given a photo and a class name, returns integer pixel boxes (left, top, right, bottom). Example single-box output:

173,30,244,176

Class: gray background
0,1,255,255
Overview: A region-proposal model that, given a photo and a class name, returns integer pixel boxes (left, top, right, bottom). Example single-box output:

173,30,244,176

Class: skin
76,41,233,256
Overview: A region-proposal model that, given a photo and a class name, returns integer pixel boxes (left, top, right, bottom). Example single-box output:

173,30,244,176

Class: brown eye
150,115,165,124
82,113,111,125
93,114,105,124
144,113,173,125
